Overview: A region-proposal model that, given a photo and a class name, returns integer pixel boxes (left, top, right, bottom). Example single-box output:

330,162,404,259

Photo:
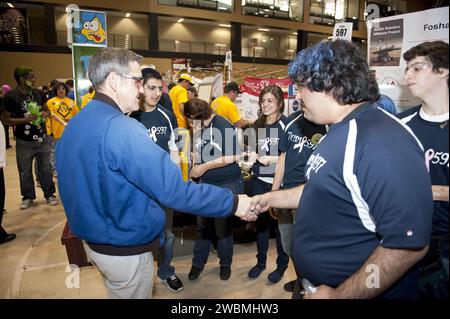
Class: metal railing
159,39,229,55
56,30,148,50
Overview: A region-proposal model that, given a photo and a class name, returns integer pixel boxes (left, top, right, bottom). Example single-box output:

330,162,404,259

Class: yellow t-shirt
211,95,241,125
47,97,79,139
168,85,188,128
81,91,95,109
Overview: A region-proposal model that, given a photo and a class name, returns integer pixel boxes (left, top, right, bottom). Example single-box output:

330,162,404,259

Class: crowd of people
0,39,447,300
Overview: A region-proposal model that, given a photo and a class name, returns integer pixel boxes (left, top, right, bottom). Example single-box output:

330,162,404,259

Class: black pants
0,168,8,238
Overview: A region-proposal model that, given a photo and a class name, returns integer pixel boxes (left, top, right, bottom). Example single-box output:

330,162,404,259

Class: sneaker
267,267,287,284
46,196,58,206
283,279,296,292
159,274,184,292
220,266,231,280
248,264,266,279
188,265,203,281
20,199,33,210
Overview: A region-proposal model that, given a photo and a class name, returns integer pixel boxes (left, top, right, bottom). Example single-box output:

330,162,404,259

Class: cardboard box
60,222,91,267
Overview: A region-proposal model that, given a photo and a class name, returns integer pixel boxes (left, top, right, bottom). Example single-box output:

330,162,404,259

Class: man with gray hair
56,48,254,299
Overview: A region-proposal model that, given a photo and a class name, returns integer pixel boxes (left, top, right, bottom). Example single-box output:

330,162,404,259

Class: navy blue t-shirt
250,115,287,180
294,103,433,299
399,106,449,237
194,115,242,185
130,105,178,154
279,111,326,188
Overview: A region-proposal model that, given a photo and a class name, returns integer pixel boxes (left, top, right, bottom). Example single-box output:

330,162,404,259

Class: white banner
367,7,449,112
235,92,290,121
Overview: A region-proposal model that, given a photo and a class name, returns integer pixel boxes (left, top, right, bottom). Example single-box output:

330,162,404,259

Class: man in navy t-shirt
249,40,433,299
399,41,449,296
130,68,182,293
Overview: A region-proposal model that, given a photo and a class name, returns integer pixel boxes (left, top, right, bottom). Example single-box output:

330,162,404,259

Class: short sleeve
356,126,433,249
227,102,241,125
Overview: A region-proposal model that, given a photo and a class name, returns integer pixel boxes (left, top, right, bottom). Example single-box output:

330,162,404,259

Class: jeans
192,176,244,269
249,177,289,269
157,207,176,280
16,137,55,200
278,208,296,256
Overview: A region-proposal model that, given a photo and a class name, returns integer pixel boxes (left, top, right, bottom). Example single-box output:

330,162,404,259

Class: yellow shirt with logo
168,85,188,129
211,95,241,125
47,97,79,139
81,91,95,109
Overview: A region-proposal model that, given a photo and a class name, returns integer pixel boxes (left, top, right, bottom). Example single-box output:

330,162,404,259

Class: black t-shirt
194,115,242,184
130,105,178,154
3,87,47,142
250,115,287,180
295,103,433,298
279,111,327,188
159,93,173,115
399,106,449,238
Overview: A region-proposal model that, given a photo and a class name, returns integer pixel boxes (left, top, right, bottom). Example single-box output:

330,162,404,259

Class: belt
87,237,160,256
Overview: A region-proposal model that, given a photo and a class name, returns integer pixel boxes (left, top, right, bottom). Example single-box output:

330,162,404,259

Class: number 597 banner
332,22,353,42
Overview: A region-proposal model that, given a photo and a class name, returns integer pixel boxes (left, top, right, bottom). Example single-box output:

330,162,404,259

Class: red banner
241,76,292,98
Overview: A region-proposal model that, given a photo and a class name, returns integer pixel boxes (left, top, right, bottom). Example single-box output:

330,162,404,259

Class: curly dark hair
184,98,213,121
403,41,449,86
288,40,379,105
53,82,69,97
253,85,285,129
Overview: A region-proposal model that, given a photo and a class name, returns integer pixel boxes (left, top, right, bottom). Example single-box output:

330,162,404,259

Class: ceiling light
219,24,231,28
177,18,184,23
258,28,270,32
293,32,298,35
7,2,14,7
175,40,180,44
125,12,131,18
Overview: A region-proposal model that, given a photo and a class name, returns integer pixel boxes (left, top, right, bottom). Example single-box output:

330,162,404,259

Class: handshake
235,194,270,222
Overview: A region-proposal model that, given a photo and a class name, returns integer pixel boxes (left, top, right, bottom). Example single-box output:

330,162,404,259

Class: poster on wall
69,9,107,46
367,7,449,112
72,46,101,107
0,8,28,44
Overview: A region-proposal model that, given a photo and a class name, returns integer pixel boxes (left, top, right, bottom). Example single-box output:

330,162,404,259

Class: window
309,0,359,29
158,16,230,55
159,0,233,13
242,0,304,22
241,25,297,60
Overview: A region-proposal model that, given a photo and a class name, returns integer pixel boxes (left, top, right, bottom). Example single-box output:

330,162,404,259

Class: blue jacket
56,96,237,247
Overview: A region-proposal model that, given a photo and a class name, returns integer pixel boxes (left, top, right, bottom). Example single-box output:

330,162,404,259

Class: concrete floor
0,135,295,299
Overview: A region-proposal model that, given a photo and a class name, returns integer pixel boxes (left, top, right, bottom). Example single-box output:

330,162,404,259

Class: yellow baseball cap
179,73,195,85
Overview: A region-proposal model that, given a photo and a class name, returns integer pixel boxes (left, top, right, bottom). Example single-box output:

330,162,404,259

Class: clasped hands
235,194,270,222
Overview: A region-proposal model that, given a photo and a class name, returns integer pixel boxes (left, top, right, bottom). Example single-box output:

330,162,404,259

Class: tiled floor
0,137,295,299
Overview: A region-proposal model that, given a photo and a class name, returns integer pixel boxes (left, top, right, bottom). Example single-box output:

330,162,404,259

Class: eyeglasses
144,85,164,92
118,74,143,88
405,62,430,75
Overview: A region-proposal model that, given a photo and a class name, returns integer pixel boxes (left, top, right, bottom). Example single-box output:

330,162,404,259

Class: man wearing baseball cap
169,73,194,129
211,81,252,128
